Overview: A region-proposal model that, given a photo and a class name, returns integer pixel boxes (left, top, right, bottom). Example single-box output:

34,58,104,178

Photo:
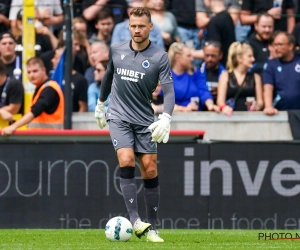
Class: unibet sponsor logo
117,68,145,82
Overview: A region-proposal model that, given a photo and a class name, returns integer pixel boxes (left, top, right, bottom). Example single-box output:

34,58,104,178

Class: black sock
120,167,139,226
144,176,160,230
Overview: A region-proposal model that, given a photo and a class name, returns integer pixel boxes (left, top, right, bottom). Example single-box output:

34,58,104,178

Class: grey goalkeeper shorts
107,119,157,154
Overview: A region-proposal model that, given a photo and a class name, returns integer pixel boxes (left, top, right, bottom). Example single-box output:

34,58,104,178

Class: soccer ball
105,216,133,242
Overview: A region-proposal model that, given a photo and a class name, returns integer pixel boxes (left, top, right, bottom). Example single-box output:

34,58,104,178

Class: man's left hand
148,113,171,143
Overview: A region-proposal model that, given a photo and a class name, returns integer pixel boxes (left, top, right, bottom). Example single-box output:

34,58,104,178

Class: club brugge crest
142,59,150,68
295,63,300,73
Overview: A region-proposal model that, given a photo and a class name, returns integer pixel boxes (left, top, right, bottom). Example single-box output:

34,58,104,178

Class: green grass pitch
0,229,299,250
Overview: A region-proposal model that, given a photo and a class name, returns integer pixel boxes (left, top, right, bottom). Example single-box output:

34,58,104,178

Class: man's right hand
2,125,16,136
264,106,278,116
95,100,107,129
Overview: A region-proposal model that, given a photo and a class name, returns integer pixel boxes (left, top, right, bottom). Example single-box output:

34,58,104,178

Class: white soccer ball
105,216,133,242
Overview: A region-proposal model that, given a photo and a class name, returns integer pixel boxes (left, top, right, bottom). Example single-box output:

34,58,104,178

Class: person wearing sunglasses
200,41,226,104
87,60,108,112
263,32,300,115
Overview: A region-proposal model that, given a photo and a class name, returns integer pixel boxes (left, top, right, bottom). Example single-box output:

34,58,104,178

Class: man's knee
117,149,135,166
144,166,157,179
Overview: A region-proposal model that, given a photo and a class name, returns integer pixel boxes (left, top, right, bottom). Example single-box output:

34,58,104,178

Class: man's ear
149,22,153,31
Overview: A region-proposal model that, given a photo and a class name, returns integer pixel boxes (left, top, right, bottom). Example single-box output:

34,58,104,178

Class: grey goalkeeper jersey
104,41,174,125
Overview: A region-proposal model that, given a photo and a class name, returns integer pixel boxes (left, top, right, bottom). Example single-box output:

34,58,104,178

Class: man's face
129,14,153,44
255,16,274,41
90,43,109,65
0,37,16,58
203,45,222,69
273,34,293,59
95,17,114,37
27,63,45,86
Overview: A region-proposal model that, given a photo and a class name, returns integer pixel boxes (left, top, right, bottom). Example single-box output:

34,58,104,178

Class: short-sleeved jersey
106,41,173,125
263,55,300,110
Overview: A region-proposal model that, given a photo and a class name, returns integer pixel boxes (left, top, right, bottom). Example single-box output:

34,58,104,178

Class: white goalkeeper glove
95,99,107,129
148,113,171,143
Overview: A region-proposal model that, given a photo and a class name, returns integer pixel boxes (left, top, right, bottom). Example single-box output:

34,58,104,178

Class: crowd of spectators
0,0,300,123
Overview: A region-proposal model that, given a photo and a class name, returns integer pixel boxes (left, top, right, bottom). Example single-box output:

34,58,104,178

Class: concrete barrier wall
72,111,293,141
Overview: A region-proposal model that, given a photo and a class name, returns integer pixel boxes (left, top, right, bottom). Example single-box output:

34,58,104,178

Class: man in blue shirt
111,0,165,49
199,41,225,103
263,32,300,115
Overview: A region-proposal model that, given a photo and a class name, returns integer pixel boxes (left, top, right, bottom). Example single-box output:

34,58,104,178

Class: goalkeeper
95,7,174,243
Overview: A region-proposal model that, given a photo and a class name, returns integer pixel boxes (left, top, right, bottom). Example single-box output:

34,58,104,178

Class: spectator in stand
87,60,108,112
196,0,241,28
1,57,64,135
40,30,87,77
217,42,264,116
246,13,275,74
168,42,219,112
145,0,180,50
167,0,201,50
240,0,295,34
202,0,236,67
73,17,90,54
263,32,300,115
14,10,57,57
9,0,64,33
85,41,109,86
0,60,24,121
0,0,11,34
196,0,251,42
111,0,164,49
0,32,22,81
199,41,226,103
52,47,88,112
58,29,89,75
88,7,115,46
82,0,128,37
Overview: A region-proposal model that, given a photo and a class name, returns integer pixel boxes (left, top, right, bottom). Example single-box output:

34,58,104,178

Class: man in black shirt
204,0,236,66
240,0,295,33
0,32,22,81
168,0,201,49
0,59,23,121
82,0,128,38
2,57,64,135
246,13,275,74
